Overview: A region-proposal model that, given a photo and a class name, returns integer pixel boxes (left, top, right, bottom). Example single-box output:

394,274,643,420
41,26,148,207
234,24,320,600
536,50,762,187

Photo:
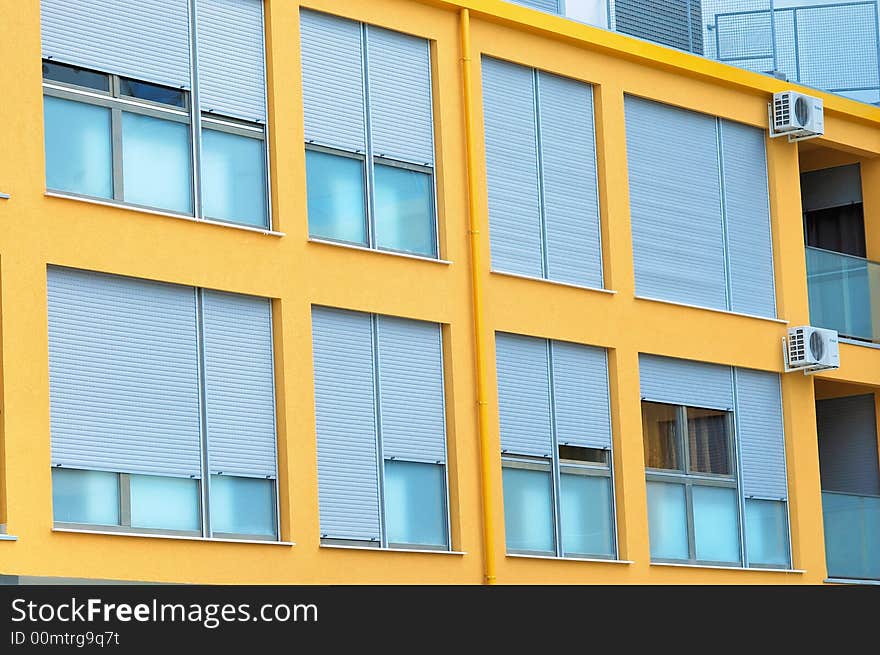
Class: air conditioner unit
769,91,824,142
784,326,839,374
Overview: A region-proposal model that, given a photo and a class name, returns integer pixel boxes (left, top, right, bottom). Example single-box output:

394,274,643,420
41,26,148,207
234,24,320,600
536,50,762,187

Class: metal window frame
643,400,746,567
303,19,441,259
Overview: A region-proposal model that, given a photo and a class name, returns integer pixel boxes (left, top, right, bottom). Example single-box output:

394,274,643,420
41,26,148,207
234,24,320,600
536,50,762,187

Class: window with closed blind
639,354,791,568
47,267,279,540
300,9,438,258
495,332,616,559
311,307,450,550
40,0,270,228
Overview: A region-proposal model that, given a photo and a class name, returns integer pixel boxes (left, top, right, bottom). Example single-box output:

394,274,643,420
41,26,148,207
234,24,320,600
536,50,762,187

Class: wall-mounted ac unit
784,326,839,374
769,91,824,142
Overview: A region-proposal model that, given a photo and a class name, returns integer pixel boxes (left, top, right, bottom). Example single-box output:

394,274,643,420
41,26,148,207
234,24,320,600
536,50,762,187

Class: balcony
822,491,880,580
806,246,880,343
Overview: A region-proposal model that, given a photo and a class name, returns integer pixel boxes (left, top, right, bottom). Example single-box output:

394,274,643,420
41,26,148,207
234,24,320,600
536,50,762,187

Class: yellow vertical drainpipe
460,7,497,586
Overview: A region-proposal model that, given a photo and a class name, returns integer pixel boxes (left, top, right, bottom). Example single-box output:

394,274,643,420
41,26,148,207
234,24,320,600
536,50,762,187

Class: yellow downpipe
459,7,497,586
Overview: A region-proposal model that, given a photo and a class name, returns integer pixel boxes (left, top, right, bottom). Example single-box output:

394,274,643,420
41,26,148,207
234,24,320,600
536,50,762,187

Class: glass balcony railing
822,491,880,581
806,246,880,343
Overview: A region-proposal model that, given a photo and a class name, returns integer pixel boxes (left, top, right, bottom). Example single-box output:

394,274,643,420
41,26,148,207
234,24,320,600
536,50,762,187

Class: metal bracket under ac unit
767,103,822,143
782,336,835,375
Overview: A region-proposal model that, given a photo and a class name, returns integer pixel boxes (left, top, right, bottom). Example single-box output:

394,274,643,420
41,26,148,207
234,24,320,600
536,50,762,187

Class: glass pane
822,491,880,581
806,246,876,342
130,475,200,532
210,475,276,538
384,461,448,548
693,485,741,564
120,78,186,108
558,445,607,465
502,465,555,554
374,163,436,256
642,402,680,470
687,407,731,475
646,481,688,560
306,150,366,244
44,96,113,199
746,499,790,568
560,472,614,557
121,112,193,213
51,468,119,526
201,128,267,227
42,61,109,91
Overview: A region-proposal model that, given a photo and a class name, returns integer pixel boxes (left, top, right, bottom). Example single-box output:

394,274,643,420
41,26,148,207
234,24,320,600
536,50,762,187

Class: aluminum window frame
303,20,441,259
643,400,747,567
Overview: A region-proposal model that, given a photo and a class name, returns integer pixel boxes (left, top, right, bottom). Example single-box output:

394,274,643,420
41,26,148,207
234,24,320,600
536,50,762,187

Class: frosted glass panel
121,112,193,214
384,460,447,547
130,474,200,531
560,472,614,557
746,498,790,567
44,96,112,199
502,466,555,553
306,150,366,244
647,481,688,560
52,468,119,526
374,164,435,256
693,485,741,564
202,128,267,227
210,475,275,537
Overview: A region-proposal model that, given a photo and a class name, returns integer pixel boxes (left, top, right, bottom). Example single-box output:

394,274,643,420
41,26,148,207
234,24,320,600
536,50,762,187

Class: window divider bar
716,118,734,312
258,0,273,231
730,369,749,567
546,340,564,558
119,473,132,528
370,314,388,548
361,24,377,250
195,288,212,539
187,0,204,219
534,70,550,280
110,107,124,201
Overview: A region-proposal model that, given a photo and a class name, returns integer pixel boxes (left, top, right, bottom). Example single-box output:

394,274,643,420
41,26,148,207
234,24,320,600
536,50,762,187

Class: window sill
825,577,880,585
45,192,285,237
53,527,294,546
0,192,9,200
308,238,452,265
0,535,18,541
634,296,788,324
320,544,466,555
507,553,632,564
490,270,616,295
651,562,804,573
839,337,880,350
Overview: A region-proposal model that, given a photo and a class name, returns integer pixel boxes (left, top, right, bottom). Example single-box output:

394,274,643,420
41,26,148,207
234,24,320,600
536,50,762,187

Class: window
41,0,270,228
482,57,603,288
300,10,438,257
311,307,450,550
801,164,866,257
47,267,279,540
639,355,791,568
625,96,776,318
496,333,616,559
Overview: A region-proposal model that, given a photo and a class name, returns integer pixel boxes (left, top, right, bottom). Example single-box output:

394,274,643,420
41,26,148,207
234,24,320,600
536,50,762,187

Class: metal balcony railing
822,491,880,581
806,246,880,343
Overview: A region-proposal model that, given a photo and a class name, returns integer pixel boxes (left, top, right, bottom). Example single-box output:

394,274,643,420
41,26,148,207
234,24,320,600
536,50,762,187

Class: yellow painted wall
0,0,878,584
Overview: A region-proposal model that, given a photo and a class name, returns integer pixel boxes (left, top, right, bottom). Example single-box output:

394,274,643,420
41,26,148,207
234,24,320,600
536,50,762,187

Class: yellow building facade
0,0,878,584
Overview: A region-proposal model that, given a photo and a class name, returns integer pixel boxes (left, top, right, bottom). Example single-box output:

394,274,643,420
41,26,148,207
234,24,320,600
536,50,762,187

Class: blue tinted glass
560,472,615,557
44,96,112,199
52,468,119,526
693,485,741,563
121,112,192,213
384,461,447,547
210,475,276,538
374,163,435,256
201,128,268,227
746,498,790,568
119,78,186,108
502,466,555,554
130,475,200,532
646,481,688,560
306,150,366,244
822,491,880,580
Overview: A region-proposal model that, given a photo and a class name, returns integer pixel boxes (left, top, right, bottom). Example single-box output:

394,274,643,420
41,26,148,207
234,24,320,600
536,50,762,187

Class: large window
41,0,270,228
300,10,438,257
496,333,616,559
47,267,279,540
639,355,792,569
311,307,450,550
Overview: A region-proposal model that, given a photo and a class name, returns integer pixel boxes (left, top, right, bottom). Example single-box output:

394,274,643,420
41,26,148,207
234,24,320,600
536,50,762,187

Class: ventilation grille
774,92,791,128
788,327,806,363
